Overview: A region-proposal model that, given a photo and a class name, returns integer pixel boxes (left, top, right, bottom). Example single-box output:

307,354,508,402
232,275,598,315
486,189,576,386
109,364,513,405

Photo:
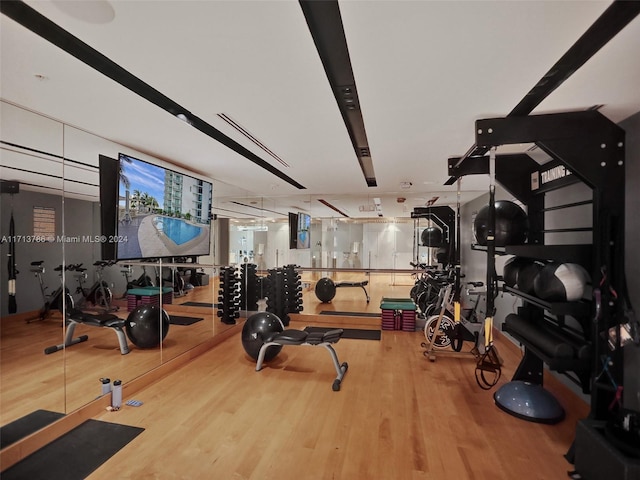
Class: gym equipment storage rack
447,110,635,478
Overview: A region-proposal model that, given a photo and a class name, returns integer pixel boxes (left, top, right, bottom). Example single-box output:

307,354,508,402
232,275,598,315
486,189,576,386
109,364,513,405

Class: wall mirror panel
0,102,66,426
0,102,219,430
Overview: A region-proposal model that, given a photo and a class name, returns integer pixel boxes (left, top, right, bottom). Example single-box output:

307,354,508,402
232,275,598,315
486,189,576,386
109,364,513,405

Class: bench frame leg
255,341,348,391
45,320,130,355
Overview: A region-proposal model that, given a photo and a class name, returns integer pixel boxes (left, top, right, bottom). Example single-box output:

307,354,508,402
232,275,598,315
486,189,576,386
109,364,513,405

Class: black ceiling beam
0,0,306,190
446,0,640,184
300,0,377,187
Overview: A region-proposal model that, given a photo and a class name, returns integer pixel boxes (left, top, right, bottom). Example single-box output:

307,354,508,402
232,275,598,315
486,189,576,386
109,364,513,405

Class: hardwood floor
86,328,587,478
1,272,589,479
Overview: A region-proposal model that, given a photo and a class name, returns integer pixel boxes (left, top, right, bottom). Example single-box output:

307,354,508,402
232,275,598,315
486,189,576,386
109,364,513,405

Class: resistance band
475,147,502,389
7,195,17,314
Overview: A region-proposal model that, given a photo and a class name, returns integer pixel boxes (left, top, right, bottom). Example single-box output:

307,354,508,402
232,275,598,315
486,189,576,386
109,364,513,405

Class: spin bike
30,261,75,322
421,281,502,389
71,261,116,312
121,264,155,297
409,263,454,315
421,281,487,354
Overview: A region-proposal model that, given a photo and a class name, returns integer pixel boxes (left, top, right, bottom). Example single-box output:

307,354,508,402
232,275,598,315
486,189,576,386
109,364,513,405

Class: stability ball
315,277,337,303
473,200,528,246
421,226,444,247
125,304,170,349
241,311,284,361
534,262,590,302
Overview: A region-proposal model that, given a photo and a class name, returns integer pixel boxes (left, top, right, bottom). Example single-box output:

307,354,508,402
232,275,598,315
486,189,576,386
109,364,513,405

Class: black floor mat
304,326,381,340
179,301,217,308
1,419,144,480
0,410,65,449
320,310,380,318
169,315,203,326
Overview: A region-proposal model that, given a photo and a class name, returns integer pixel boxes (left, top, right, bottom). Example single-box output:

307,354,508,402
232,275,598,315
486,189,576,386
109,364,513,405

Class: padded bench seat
256,328,348,391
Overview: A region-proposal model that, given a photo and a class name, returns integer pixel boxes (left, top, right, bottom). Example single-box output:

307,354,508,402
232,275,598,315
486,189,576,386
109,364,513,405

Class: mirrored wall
0,101,223,427
1,100,447,440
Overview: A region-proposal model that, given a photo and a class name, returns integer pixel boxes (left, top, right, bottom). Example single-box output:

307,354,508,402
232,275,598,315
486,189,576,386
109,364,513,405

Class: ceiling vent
217,113,290,168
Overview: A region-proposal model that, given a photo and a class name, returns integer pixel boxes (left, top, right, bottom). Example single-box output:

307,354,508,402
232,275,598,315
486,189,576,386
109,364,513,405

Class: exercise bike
155,264,185,297
409,262,454,315
123,264,155,293
421,281,502,389
30,261,75,322
421,281,487,354
71,261,116,312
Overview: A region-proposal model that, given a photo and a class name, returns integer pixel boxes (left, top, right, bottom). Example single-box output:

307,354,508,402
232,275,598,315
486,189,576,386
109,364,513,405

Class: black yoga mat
180,301,218,308
320,310,380,318
304,326,381,341
169,315,203,326
1,419,144,480
0,409,65,449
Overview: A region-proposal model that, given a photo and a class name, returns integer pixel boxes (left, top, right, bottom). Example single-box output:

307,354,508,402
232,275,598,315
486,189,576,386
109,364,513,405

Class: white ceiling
1,0,639,219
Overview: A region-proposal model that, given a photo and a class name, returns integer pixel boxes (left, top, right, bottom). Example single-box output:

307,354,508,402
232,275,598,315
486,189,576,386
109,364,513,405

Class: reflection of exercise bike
155,264,186,297
71,261,116,312
123,264,154,293
30,261,75,322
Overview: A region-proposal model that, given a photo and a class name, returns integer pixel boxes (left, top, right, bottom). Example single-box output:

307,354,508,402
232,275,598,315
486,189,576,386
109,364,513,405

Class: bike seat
31,260,44,266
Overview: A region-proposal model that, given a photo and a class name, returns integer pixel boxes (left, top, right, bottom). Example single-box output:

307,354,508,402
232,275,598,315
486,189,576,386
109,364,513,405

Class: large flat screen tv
116,153,213,261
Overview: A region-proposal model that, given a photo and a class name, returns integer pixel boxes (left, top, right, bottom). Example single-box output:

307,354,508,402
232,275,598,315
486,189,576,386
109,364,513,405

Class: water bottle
112,379,122,409
100,377,111,396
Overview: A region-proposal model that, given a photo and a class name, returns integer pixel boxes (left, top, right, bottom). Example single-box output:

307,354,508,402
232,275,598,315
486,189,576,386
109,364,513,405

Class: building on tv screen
116,153,213,260
297,213,311,249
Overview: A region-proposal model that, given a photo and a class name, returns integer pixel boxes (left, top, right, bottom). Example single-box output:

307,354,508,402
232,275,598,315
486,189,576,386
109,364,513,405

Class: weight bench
255,328,349,391
44,308,129,355
336,281,370,303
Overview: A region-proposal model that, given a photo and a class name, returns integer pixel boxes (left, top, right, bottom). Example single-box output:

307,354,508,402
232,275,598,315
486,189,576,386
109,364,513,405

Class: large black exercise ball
534,262,590,302
421,226,444,247
473,200,528,246
315,277,337,303
503,257,534,288
125,304,170,349
517,261,544,295
241,311,284,361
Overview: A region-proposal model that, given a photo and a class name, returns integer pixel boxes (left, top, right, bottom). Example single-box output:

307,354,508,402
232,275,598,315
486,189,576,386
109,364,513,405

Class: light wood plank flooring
2,272,589,479
86,320,588,479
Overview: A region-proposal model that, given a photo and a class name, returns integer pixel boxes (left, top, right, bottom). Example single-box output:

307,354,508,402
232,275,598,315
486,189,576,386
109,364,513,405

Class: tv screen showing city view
116,153,213,260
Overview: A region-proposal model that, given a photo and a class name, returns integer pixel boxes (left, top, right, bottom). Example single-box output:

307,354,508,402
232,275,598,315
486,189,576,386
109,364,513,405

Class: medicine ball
517,261,544,295
503,257,533,288
473,200,528,246
421,226,444,247
534,263,590,302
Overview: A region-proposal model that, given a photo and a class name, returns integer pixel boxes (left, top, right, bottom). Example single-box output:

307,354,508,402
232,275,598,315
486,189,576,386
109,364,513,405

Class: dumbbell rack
239,263,260,311
265,265,303,326
217,266,240,324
